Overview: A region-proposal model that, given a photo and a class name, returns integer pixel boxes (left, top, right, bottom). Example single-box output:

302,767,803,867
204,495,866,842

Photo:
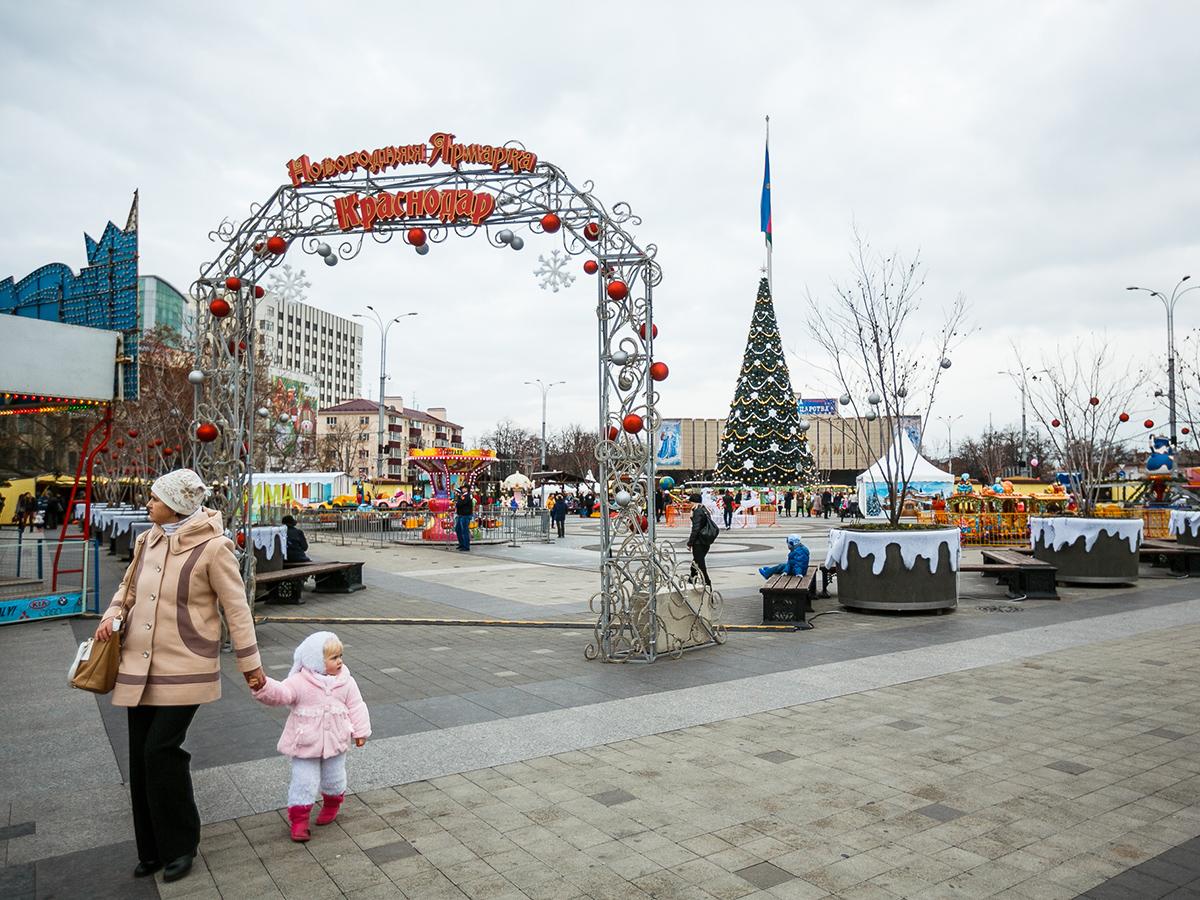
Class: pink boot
315,793,344,826
288,805,312,842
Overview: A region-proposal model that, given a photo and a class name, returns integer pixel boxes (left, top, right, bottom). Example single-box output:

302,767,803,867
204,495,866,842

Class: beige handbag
71,538,143,694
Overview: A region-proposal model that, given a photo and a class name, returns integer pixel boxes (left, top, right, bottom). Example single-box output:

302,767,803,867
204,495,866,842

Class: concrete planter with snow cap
825,526,959,612
1030,516,1142,585
1169,510,1200,548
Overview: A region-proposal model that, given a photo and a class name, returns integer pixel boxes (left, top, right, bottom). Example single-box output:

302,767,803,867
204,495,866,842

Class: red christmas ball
227,339,247,355
174,445,181,452
1144,419,1155,429
623,413,644,434
209,297,232,318
650,362,669,381
1089,397,1100,406
540,213,561,233
127,429,139,438
606,280,629,301
225,276,242,291
116,439,124,448
638,515,649,532
1050,419,1060,428
1119,412,1130,422
407,227,427,247
638,323,658,341
1184,427,1192,435
254,285,265,299
583,260,599,275
606,425,619,441
154,438,164,446
195,423,219,443
253,242,263,253
236,532,246,549
162,447,173,457
266,235,287,255
583,222,600,241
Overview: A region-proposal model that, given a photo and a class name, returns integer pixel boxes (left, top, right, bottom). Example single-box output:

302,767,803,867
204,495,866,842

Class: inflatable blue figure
1147,435,1175,476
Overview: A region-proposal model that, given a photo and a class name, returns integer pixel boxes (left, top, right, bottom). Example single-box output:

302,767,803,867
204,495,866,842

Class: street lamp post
937,414,964,478
353,307,417,482
998,370,1028,476
524,379,565,470
1128,277,1197,446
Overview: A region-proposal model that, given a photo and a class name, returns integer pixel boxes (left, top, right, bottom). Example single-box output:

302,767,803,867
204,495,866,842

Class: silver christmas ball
867,393,882,405
415,243,430,256
940,358,952,369
839,393,851,405
324,254,338,266
316,243,332,257
187,369,205,385
865,410,878,421
257,407,270,418
897,387,908,399
510,236,525,251
618,371,634,391
614,489,632,507
497,229,514,244
279,413,291,424
610,350,630,365
798,419,810,432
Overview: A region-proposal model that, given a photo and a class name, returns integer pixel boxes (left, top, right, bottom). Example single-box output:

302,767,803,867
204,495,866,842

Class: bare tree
807,232,969,525
1013,339,1145,514
317,419,369,475
479,418,539,481
955,425,1055,482
546,424,599,477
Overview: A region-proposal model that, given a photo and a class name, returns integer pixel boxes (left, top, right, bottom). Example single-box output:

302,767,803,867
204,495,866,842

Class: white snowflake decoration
768,409,777,418
743,459,754,470
767,375,775,383
747,425,756,434
751,391,759,399
533,250,576,293
770,442,779,452
267,264,311,305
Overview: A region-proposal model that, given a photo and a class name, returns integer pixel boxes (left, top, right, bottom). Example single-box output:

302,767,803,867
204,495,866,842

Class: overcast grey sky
3,2,1198,456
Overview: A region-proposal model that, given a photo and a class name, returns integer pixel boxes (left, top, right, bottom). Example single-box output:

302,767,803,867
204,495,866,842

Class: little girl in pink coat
252,631,371,841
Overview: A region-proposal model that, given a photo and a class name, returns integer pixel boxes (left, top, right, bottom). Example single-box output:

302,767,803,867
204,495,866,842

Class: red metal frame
51,404,113,590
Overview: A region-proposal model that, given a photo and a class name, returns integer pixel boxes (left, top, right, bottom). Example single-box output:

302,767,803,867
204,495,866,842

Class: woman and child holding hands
93,469,371,885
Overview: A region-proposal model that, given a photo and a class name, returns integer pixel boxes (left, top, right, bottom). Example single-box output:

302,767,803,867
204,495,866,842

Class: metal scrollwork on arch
189,146,721,661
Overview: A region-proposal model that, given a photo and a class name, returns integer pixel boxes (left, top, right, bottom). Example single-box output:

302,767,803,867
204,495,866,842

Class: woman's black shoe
133,860,162,878
163,854,194,883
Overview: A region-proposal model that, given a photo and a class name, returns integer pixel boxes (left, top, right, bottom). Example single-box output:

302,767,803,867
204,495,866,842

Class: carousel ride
407,447,496,542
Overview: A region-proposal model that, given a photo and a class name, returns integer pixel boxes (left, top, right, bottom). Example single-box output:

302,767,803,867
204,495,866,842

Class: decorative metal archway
189,138,723,662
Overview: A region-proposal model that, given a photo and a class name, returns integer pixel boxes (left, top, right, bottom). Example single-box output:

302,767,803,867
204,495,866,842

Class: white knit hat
151,469,209,515
289,631,339,677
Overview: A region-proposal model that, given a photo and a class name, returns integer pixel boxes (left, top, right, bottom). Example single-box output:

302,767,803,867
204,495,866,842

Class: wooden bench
256,561,365,605
760,569,816,629
959,551,1057,599
1140,539,1200,575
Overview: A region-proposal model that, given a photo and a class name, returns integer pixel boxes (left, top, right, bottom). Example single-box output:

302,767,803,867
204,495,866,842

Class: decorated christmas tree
715,277,817,486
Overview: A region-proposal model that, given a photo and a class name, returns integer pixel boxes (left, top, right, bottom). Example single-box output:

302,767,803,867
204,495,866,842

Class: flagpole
765,115,772,294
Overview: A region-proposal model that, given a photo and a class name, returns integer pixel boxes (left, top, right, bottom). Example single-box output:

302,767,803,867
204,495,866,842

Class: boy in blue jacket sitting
759,535,810,579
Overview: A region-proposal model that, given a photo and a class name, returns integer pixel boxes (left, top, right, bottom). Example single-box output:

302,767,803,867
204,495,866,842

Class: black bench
1140,539,1200,575
256,561,365,604
978,549,1058,599
760,569,816,630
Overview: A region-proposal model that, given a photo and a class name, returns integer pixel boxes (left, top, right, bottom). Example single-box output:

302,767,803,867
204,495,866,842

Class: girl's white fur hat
151,469,209,515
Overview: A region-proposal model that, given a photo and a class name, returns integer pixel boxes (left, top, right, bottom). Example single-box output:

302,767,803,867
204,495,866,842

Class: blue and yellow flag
760,144,772,245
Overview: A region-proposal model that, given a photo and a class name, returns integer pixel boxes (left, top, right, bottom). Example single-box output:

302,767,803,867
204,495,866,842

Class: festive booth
251,472,349,518
856,432,953,517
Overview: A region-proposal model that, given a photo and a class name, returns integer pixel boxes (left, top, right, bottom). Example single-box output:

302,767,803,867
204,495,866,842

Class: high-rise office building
255,292,363,408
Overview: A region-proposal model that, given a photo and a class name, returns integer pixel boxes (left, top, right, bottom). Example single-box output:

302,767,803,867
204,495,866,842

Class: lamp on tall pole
524,379,565,470
353,307,417,482
1127,277,1197,446
937,414,964,478
997,370,1028,476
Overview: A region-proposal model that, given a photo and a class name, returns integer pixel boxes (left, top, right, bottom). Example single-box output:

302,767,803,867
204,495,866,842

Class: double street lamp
353,307,418,481
524,379,565,470
1127,276,1197,446
937,414,964,478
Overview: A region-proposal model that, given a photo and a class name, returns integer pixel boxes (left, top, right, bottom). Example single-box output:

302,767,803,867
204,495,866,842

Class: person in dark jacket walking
821,489,833,519
549,492,568,538
454,488,474,551
281,515,311,562
721,490,735,529
782,489,793,517
687,495,717,586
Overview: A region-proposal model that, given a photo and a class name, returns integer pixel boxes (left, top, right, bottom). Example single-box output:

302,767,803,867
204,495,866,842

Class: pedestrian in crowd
251,631,371,843
281,515,311,562
93,468,263,885
758,534,810,579
41,489,60,532
454,486,474,551
686,493,718,587
822,489,833,519
721,489,735,529
654,488,666,523
811,492,823,518
838,495,850,521
782,489,793,518
0,492,6,524
550,491,568,538
14,493,29,532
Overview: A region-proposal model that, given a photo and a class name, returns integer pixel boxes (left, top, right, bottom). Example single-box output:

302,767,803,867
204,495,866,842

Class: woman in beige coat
94,469,264,884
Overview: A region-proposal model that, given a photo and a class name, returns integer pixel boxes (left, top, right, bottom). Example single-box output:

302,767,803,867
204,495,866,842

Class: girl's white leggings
287,753,347,806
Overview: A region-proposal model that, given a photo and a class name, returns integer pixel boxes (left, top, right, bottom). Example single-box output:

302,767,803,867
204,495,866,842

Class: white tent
856,431,953,517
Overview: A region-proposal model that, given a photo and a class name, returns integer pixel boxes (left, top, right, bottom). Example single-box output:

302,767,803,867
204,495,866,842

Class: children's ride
406,448,496,542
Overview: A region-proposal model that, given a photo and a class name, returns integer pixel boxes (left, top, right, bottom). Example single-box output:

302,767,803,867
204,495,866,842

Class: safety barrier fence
0,536,98,623
916,508,1170,545
293,508,549,547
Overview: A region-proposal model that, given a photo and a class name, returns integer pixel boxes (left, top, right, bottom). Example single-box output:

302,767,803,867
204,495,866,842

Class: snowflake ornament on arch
266,264,312,305
533,250,577,293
